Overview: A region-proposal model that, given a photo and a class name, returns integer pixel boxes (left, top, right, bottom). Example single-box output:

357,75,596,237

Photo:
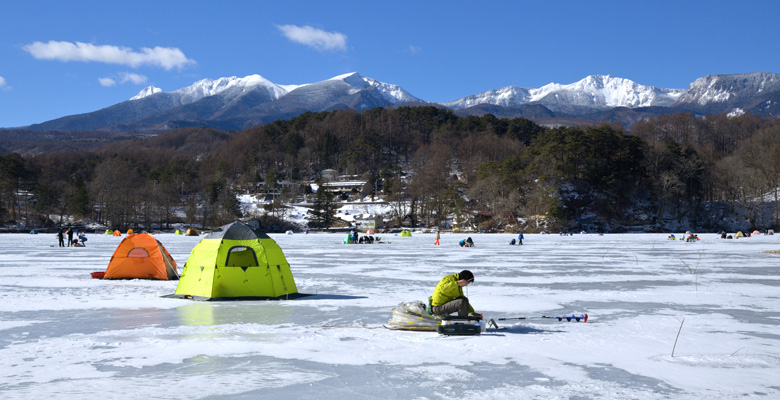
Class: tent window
127,247,150,258
225,246,259,267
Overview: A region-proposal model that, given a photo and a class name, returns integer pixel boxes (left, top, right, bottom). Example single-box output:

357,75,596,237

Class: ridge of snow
330,72,367,87
171,75,293,104
363,76,421,104
329,72,421,104
328,72,367,95
130,86,163,101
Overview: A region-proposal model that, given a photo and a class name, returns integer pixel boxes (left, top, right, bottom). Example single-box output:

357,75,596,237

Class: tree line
2,106,779,232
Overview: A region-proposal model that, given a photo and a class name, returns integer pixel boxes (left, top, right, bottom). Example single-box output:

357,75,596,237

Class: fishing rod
484,313,588,330
497,314,588,323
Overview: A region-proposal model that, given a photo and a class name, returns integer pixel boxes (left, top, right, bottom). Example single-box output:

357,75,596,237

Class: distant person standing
435,231,440,245
67,227,74,247
57,228,65,247
517,232,524,245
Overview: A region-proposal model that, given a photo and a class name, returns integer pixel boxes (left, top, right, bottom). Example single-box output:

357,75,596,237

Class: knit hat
459,270,474,283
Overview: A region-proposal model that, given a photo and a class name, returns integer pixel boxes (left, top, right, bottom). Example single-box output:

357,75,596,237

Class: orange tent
112,230,121,236
103,233,179,280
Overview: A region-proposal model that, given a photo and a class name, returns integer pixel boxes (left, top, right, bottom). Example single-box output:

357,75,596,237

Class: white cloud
276,25,347,52
0,76,6,88
119,72,148,84
98,77,116,87
407,45,422,54
98,72,148,88
23,41,195,70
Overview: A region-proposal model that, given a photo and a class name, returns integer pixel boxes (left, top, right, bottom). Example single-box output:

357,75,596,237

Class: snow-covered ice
1,232,779,399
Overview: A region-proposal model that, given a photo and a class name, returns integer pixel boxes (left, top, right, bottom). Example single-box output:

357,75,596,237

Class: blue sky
1,1,779,128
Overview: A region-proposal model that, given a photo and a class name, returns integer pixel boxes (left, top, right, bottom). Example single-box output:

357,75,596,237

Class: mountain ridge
13,71,780,132
443,75,686,111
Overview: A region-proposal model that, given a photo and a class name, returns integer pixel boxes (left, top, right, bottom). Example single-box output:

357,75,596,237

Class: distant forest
2,106,780,232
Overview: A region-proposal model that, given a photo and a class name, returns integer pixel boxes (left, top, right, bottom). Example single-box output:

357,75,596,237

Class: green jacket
431,272,475,314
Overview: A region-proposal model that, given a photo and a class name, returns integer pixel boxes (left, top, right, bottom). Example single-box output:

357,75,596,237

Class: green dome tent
174,229,183,235
171,221,301,300
400,230,412,237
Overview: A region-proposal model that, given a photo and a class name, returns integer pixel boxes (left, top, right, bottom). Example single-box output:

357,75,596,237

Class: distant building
238,181,298,196
321,169,338,182
354,214,384,230
318,180,367,194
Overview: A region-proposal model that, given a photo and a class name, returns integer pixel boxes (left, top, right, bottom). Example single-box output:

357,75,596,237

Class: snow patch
727,108,745,117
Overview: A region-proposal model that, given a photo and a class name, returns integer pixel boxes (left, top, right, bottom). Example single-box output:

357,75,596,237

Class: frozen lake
1,231,779,399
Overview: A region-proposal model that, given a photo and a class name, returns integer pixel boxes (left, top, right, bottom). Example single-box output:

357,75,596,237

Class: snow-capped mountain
129,73,415,107
676,72,780,105
132,75,299,104
17,71,780,133
441,86,534,109
443,75,685,111
25,73,420,131
672,72,780,116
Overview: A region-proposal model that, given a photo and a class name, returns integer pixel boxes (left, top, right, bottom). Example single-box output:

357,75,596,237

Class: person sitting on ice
458,238,474,247
429,270,479,317
510,239,516,245
72,239,85,247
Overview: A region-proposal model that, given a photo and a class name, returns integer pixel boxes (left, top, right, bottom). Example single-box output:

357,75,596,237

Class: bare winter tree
738,125,780,228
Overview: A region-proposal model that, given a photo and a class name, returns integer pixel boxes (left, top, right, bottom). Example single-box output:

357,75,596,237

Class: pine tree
71,176,91,217
310,183,335,228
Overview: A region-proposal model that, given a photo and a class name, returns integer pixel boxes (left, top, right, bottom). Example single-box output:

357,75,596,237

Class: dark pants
58,238,64,247
432,297,470,317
